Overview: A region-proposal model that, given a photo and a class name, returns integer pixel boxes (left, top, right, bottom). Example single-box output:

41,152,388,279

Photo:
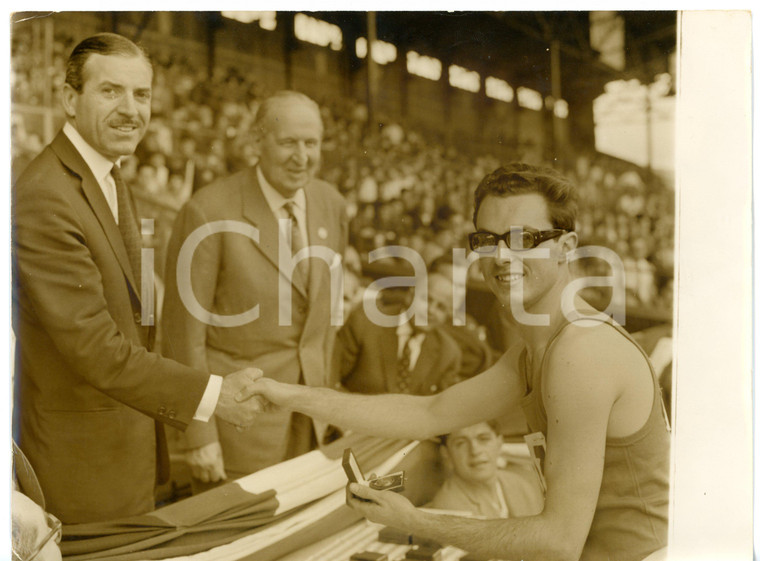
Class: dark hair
472,163,578,231
438,419,500,447
254,90,322,135
65,32,151,93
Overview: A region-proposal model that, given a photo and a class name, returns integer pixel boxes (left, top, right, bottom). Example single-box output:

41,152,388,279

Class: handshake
213,368,273,430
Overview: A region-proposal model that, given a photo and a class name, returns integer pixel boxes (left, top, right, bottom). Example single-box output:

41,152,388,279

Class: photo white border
1,7,755,560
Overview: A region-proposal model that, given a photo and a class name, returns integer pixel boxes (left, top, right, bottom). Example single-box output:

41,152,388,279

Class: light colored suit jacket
427,464,545,518
12,131,210,523
161,167,348,475
332,306,462,396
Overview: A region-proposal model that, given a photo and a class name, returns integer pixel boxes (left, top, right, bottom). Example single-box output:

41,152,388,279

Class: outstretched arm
341,336,622,561
245,348,524,441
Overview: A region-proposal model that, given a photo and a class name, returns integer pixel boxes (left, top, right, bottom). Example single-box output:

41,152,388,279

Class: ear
61,83,78,119
558,231,578,262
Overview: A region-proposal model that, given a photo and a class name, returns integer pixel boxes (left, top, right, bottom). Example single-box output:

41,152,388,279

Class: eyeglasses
16,512,62,561
468,227,568,253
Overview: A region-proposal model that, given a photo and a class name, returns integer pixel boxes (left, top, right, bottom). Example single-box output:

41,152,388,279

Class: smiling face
256,98,323,198
62,53,152,162
443,423,502,484
475,192,574,315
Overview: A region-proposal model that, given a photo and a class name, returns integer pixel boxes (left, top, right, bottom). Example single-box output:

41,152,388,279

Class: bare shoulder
543,321,649,401
547,321,647,372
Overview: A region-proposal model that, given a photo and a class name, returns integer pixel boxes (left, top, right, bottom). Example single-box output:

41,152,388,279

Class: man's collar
256,165,306,212
62,122,117,181
397,321,426,337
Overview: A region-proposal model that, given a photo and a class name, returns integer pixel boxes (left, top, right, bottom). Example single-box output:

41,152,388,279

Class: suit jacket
161,167,348,475
440,317,496,382
11,131,210,523
426,464,545,518
332,306,462,396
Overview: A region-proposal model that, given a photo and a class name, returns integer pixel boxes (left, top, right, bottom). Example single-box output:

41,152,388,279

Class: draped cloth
60,434,419,561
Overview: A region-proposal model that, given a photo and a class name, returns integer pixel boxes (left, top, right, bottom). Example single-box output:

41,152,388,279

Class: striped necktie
284,201,309,288
111,164,142,283
397,333,414,393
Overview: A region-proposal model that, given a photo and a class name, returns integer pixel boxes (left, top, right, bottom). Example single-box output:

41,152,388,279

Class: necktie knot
111,163,123,183
283,200,297,217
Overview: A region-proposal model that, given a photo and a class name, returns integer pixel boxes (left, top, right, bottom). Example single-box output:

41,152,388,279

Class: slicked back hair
472,163,578,232
65,32,151,93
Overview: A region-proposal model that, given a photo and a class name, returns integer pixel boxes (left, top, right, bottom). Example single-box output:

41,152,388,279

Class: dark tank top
519,317,670,561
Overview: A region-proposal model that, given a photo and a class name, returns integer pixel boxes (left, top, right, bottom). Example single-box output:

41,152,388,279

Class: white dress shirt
63,123,120,222
256,165,309,250
62,122,221,422
396,322,426,371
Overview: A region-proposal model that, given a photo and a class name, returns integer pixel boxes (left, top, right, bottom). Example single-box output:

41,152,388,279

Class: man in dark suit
331,286,462,397
12,33,262,524
161,90,348,489
426,255,496,383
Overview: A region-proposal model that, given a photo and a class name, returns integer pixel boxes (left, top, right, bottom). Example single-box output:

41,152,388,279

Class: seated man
12,490,62,561
427,255,496,384
332,285,462,396
427,421,544,518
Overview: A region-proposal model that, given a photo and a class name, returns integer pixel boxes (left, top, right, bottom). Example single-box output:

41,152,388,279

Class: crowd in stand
10,29,675,314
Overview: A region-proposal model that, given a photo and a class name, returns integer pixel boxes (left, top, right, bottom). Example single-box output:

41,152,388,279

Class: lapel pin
318,227,328,240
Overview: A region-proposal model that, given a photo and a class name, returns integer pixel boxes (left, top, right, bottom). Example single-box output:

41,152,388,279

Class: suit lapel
50,132,140,299
382,327,402,393
411,332,440,393
241,169,308,298
303,181,345,305
304,186,327,298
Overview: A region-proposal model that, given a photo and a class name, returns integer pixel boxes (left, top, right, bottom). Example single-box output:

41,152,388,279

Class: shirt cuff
193,375,223,422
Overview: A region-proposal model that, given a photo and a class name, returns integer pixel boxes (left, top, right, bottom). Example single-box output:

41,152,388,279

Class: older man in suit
161,90,348,489
12,33,262,524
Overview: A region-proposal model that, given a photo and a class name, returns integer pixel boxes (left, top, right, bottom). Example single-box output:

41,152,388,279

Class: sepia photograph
4,8,753,561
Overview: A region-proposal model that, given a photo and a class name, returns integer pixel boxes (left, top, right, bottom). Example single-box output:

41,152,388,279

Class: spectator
331,284,462,396
426,421,544,518
427,256,495,383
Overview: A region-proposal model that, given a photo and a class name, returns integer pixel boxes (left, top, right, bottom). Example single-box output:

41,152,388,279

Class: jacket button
134,312,142,324
158,406,166,415
167,410,176,420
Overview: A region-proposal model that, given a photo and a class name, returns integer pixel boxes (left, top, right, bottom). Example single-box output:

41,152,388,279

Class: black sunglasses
468,227,568,253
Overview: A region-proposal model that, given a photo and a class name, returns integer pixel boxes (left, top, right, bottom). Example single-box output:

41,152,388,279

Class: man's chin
105,141,141,159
